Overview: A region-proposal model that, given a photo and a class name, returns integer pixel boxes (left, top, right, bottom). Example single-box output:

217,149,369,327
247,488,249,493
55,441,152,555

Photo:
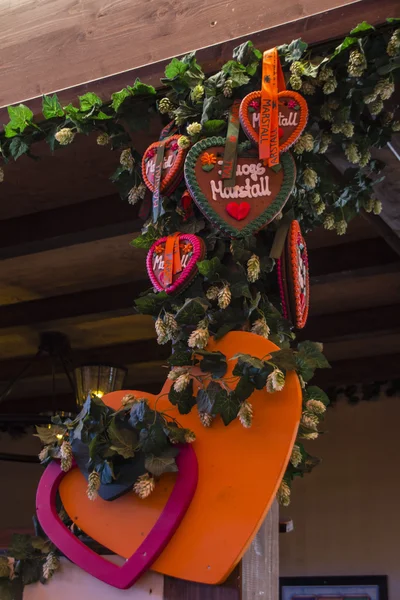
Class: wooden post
164,501,279,600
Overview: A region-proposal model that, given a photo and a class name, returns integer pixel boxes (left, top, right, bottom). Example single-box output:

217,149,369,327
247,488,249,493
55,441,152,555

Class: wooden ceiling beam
0,281,149,329
0,0,396,118
0,340,169,381
0,195,142,260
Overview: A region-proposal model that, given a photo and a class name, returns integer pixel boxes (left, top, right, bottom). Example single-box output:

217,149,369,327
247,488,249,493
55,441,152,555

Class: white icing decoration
210,161,271,201
153,251,192,271
252,111,298,129
146,153,174,176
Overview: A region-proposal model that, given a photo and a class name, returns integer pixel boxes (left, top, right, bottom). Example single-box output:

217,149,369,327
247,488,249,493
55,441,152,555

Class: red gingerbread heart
226,202,251,221
142,135,187,195
239,91,308,152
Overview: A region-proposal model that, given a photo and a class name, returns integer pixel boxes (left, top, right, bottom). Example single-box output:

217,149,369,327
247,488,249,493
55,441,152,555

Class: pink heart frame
146,233,206,295
36,445,198,589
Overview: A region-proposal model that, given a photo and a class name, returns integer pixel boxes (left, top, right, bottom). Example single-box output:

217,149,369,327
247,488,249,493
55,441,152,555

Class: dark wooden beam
0,0,396,119
300,303,400,342
0,339,169,381
361,209,400,259
0,195,142,259
0,281,150,329
314,352,400,387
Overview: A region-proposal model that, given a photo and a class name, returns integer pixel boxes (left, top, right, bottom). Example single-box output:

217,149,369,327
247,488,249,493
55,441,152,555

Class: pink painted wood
36,445,198,589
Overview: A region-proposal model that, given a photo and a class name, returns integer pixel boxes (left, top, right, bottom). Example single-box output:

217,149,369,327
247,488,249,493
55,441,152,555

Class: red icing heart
36,447,198,590
226,202,250,221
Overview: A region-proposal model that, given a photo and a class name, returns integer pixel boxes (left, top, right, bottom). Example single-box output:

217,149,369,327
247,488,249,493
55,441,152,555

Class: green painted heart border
184,136,296,238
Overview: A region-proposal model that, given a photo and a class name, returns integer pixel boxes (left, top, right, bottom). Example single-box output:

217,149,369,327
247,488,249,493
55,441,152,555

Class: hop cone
0,556,10,578
128,186,141,205
335,219,348,236
348,49,367,77
198,411,213,427
369,99,384,116
120,148,134,170
345,143,361,164
373,200,383,215
393,121,400,132
341,122,354,138
38,445,50,462
96,133,110,146
290,61,303,76
87,471,101,501
55,128,75,145
0,167,3,182
184,430,196,443
322,78,338,95
290,444,302,468
277,479,291,507
247,254,261,283
301,411,319,430
174,372,191,392
266,368,285,393
159,97,173,114
188,326,209,350
251,318,270,339
218,285,231,309
374,79,395,101
387,29,400,57
238,401,253,428
318,66,333,82
318,132,331,154
133,473,155,499
289,75,302,90
315,201,326,215
301,80,316,96
164,313,179,338
323,213,335,230
303,167,318,189
301,431,319,440
223,79,233,98
42,552,60,581
363,198,374,213
306,399,326,415
191,84,205,102
178,135,191,149
60,441,73,472
320,103,333,122
168,366,189,381
364,92,377,104
187,122,202,136
155,317,169,345
121,393,137,407
206,286,220,300
359,150,371,168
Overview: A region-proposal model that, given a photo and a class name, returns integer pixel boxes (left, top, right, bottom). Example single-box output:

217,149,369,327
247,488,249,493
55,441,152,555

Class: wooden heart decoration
141,135,187,195
36,446,197,589
239,91,308,151
184,137,296,238
59,332,301,585
146,233,206,294
277,220,309,329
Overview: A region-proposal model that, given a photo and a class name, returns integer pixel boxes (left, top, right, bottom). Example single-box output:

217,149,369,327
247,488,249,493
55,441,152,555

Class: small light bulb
56,434,63,440
93,390,104,398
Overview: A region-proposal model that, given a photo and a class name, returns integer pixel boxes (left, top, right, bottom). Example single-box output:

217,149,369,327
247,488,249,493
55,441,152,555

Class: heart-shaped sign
184,137,296,237
59,332,301,585
277,220,309,329
141,135,187,196
239,91,308,151
36,446,197,589
146,233,206,294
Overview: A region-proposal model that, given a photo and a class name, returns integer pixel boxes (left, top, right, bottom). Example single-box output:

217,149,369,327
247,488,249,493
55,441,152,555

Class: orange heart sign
239,91,308,152
59,332,301,584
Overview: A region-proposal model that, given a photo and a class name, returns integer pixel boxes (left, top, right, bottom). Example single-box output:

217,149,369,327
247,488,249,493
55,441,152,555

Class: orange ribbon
163,233,182,286
259,48,285,166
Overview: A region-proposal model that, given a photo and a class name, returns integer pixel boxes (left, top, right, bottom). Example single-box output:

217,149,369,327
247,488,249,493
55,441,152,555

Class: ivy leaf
91,110,113,120
168,343,193,366
278,39,308,63
377,57,400,75
232,41,262,67
202,119,226,135
128,78,156,96
130,227,160,250
135,292,169,315
145,448,179,477
35,424,65,444
350,21,375,35
8,534,35,560
111,88,131,112
297,341,330,369
175,297,210,325
98,460,115,484
0,580,16,600
63,103,83,121
108,419,137,458
230,280,252,299
197,256,222,280
387,17,400,23
168,379,196,414
129,400,152,427
330,36,358,60
79,92,103,112
232,353,265,370
164,57,189,80
9,137,29,160
197,350,227,379
21,559,43,586
233,375,255,403
42,94,64,119
269,348,297,371
213,386,241,426
139,421,170,454
5,104,34,137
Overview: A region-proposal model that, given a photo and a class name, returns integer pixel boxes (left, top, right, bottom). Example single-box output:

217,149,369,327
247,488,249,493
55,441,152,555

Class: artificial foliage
0,19,399,593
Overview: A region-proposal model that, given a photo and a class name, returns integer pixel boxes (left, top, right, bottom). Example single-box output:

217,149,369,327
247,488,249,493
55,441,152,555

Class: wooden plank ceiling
0,127,399,417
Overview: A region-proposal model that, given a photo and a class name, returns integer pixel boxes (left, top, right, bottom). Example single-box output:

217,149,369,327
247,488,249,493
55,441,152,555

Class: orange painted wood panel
60,332,301,584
